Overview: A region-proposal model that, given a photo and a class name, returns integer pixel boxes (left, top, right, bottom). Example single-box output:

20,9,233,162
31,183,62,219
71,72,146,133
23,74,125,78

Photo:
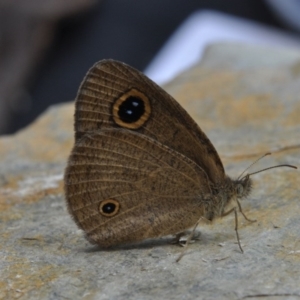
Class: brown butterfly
64,59,296,253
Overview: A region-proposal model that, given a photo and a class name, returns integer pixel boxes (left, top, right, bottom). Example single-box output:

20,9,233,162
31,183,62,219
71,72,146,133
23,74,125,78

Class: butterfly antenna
244,164,297,178
237,152,271,180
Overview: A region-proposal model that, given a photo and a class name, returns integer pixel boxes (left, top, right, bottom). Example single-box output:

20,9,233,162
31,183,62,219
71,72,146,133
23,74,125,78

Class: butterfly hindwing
65,129,211,247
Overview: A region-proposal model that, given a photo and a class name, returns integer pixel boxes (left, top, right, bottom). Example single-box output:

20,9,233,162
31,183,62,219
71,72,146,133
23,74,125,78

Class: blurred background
1,0,300,135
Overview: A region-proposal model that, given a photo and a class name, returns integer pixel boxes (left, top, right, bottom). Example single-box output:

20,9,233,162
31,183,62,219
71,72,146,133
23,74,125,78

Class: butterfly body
64,60,253,248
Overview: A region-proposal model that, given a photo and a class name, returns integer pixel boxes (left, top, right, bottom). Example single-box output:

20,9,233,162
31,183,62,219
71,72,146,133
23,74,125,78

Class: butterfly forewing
74,60,225,184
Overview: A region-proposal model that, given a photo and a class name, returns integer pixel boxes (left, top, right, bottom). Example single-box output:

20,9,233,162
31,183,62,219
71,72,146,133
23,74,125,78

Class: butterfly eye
236,184,244,196
99,199,120,217
112,88,151,129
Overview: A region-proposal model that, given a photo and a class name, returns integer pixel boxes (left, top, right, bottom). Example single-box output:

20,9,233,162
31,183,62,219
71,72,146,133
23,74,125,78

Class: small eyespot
112,88,151,129
99,199,120,217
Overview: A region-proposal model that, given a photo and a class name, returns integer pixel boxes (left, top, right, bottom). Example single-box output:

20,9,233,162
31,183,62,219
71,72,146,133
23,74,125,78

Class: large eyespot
112,89,151,129
99,199,120,217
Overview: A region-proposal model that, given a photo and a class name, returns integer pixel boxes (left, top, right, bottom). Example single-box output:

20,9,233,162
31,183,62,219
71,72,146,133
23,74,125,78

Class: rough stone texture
0,43,299,300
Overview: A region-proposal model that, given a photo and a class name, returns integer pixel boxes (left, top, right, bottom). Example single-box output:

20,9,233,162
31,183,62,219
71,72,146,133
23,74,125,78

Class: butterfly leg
236,199,257,223
176,217,204,262
172,230,201,246
171,232,186,244
222,207,243,253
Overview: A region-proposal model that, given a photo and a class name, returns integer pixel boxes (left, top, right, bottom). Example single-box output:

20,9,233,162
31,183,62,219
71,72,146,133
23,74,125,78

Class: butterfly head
234,175,252,200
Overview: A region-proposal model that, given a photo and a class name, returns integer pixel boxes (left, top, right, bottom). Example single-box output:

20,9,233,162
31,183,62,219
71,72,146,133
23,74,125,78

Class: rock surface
0,43,299,300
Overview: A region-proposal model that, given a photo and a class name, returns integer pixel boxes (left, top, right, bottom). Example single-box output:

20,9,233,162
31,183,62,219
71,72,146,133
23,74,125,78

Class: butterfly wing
64,129,212,247
74,59,225,184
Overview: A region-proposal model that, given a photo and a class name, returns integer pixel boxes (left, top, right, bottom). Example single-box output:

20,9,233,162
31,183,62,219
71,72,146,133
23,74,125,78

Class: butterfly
64,59,296,253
